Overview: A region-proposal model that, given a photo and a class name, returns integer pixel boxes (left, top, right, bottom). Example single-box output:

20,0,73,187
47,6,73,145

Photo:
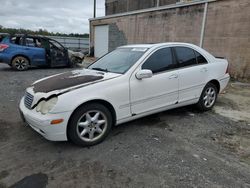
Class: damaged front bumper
19,97,71,141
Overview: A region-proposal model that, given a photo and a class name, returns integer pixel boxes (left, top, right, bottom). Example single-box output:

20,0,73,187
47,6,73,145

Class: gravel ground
0,63,249,188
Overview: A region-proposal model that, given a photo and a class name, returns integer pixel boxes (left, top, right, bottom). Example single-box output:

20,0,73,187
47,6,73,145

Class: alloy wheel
14,57,28,71
76,110,108,142
203,87,216,108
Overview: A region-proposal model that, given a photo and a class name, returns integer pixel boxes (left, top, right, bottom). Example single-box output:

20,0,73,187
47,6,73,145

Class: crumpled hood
31,69,120,94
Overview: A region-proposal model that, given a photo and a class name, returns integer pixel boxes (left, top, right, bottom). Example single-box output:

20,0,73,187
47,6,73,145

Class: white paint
19,42,230,142
94,25,109,58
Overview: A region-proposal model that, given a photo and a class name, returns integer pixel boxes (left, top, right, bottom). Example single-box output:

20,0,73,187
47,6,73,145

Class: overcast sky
0,0,105,34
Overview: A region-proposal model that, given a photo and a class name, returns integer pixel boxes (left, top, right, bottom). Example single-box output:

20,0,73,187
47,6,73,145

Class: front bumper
19,97,71,141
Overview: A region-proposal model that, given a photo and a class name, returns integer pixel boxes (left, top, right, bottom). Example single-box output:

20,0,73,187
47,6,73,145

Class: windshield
88,48,147,74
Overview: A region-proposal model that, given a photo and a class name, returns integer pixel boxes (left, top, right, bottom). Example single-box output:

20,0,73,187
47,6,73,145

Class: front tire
11,56,29,71
68,103,113,147
196,83,218,111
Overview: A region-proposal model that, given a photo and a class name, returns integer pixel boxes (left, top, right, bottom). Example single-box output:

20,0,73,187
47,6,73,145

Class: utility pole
94,0,96,18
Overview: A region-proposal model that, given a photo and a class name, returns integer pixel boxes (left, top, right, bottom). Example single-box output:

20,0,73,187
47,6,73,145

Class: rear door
174,46,209,103
130,47,179,114
23,37,46,65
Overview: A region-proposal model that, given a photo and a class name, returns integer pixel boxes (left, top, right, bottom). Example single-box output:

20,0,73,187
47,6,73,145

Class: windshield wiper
91,67,109,72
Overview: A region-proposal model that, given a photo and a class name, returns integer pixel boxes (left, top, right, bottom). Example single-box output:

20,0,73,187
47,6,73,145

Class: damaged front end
68,50,86,65
25,69,105,112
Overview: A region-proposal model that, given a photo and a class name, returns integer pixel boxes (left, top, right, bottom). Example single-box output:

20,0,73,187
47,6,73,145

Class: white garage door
94,25,109,58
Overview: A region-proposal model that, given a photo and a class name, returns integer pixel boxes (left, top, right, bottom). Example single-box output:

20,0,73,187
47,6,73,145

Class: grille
24,92,34,109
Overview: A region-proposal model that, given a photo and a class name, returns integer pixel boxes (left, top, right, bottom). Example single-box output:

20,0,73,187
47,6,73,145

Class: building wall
105,0,178,15
203,0,250,80
91,0,250,80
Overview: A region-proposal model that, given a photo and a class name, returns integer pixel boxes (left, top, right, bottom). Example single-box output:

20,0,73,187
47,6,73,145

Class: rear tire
68,103,113,147
196,83,218,111
11,56,29,71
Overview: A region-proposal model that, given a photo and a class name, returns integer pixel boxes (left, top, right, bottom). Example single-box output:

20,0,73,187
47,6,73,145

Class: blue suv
0,34,72,71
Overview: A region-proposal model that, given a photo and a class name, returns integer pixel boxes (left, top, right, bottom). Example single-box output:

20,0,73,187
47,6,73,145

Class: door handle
169,74,178,79
200,67,208,72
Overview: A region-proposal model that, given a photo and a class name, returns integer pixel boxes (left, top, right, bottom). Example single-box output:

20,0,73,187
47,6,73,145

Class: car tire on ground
68,103,113,147
11,56,29,71
196,82,218,111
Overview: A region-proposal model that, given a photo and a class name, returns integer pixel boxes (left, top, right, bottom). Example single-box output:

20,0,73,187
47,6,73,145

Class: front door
130,47,179,115
49,39,69,67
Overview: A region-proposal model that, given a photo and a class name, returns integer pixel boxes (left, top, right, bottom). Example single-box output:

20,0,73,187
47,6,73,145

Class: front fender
50,90,113,114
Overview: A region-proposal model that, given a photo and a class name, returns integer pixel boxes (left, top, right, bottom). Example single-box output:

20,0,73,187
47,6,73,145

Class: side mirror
136,69,153,80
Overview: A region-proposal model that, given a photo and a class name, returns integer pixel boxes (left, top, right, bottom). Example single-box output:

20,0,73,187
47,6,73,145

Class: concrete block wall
91,0,250,80
105,0,178,15
203,0,250,80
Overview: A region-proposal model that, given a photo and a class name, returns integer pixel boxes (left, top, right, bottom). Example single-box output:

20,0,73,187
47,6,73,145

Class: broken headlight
36,97,58,114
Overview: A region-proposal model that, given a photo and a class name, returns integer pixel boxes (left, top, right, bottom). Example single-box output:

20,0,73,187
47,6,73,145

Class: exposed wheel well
67,100,117,139
208,79,220,93
11,55,31,65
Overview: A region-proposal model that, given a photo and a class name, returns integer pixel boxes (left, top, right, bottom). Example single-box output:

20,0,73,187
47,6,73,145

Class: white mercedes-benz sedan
19,43,230,146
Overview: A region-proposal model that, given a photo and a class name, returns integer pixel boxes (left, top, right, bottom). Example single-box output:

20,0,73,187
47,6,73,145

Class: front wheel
196,83,218,111
11,56,29,71
68,103,113,147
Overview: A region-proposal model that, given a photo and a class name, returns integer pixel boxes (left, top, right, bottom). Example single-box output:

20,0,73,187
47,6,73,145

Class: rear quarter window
0,35,6,43
195,51,208,64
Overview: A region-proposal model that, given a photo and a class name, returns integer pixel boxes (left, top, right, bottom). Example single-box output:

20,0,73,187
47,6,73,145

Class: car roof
119,42,200,49
119,42,215,61
7,34,49,39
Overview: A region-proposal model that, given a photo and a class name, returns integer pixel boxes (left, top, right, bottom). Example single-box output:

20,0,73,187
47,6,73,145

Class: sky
0,0,105,34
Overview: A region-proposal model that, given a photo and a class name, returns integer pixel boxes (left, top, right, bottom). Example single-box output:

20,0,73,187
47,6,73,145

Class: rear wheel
196,83,218,111
68,103,113,147
12,56,29,71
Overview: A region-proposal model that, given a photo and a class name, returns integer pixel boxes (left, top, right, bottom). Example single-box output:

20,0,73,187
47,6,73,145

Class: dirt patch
0,171,9,180
214,126,250,164
214,82,250,123
0,119,11,142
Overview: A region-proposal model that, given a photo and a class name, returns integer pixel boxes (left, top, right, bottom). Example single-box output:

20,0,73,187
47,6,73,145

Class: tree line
0,25,89,38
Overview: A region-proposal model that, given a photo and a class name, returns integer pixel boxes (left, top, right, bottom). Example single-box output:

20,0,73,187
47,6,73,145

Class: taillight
0,44,9,52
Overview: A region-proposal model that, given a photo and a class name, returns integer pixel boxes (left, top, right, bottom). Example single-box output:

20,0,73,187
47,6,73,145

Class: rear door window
10,37,24,45
25,37,36,47
142,47,175,73
174,47,197,67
